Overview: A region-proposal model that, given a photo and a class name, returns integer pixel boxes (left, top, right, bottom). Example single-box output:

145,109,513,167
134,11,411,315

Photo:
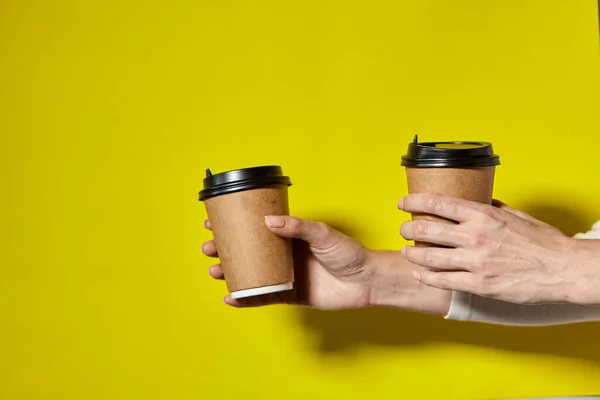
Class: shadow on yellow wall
300,203,600,363
299,309,600,363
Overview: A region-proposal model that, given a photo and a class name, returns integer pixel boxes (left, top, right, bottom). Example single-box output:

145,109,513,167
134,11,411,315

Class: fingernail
265,215,286,228
401,246,407,256
412,270,421,280
398,198,405,210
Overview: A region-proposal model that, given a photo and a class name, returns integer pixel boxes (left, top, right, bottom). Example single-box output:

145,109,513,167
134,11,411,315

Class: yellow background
1,0,599,399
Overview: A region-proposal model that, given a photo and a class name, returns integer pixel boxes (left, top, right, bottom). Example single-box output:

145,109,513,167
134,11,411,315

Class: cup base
230,282,293,299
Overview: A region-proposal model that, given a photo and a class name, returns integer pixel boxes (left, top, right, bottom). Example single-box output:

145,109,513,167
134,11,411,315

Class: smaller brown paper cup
204,186,294,297
199,166,294,299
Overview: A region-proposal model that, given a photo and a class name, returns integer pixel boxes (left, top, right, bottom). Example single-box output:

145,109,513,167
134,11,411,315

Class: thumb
264,215,338,250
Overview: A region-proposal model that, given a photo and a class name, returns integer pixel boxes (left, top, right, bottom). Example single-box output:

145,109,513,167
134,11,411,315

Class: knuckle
476,274,496,296
414,221,429,238
426,195,442,213
315,221,329,242
476,233,491,247
436,274,452,289
494,220,508,230
314,221,329,233
474,232,502,250
424,250,437,267
312,221,333,244
285,216,299,230
478,206,499,221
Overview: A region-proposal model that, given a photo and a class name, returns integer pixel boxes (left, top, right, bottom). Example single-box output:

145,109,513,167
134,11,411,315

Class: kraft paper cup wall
199,166,295,299
401,135,500,247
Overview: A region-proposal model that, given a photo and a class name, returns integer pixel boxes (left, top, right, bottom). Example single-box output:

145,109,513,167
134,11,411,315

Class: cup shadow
296,205,600,364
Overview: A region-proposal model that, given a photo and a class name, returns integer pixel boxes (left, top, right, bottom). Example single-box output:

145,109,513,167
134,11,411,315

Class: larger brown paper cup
406,166,495,247
199,166,294,299
401,136,500,247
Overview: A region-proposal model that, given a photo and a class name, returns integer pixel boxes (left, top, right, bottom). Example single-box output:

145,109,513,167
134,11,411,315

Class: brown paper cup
204,186,294,297
406,166,495,247
401,136,500,248
199,166,294,299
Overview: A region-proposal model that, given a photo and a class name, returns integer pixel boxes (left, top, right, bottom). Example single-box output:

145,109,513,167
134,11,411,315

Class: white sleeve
445,221,600,326
445,291,600,326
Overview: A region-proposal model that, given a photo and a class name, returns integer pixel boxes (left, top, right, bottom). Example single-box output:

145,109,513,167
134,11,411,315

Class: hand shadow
522,203,597,237
296,206,600,365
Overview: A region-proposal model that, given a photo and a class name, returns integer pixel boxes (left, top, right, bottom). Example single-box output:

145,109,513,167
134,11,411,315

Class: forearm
367,250,451,315
367,248,600,326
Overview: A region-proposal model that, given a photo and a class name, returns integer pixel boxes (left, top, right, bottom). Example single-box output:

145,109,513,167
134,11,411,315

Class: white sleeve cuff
573,220,600,239
446,292,600,325
444,291,473,321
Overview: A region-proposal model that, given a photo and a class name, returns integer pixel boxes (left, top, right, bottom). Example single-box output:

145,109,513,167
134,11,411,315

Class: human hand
202,215,376,310
399,193,597,305
202,215,451,314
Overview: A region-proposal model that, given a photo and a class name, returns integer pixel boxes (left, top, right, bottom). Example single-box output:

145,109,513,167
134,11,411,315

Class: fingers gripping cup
199,166,294,299
401,135,500,247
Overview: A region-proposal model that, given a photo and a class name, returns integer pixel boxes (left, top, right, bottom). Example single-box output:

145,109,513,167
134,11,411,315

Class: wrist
563,237,600,305
366,250,451,315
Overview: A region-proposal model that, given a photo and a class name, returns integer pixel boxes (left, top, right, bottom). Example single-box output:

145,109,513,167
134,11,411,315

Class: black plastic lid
401,135,500,168
199,165,292,201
